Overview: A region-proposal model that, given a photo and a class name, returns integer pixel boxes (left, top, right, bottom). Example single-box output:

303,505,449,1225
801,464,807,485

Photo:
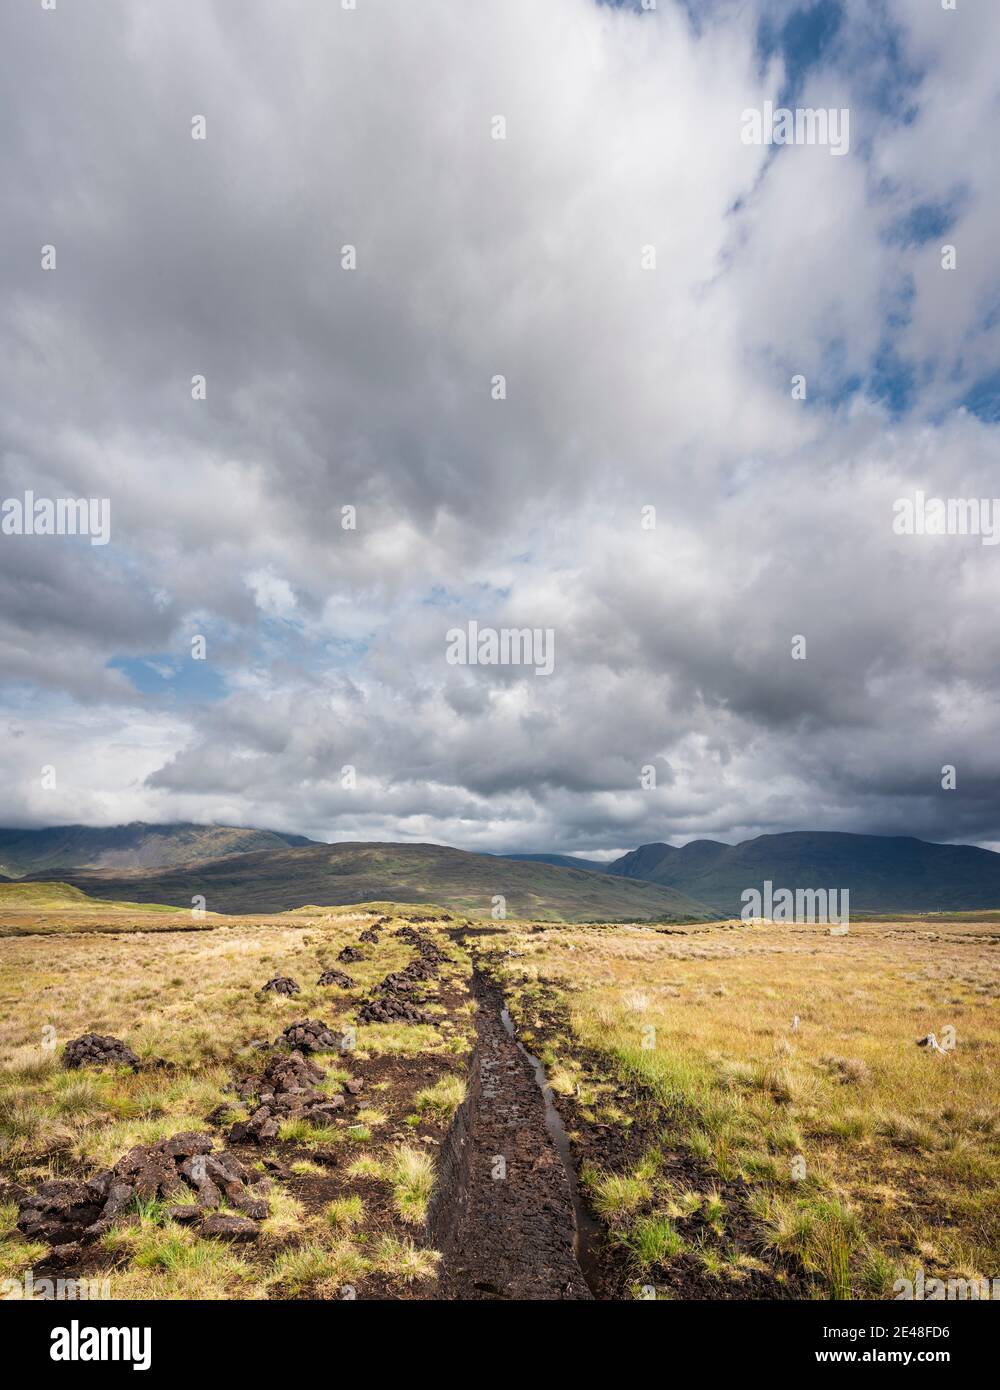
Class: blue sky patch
109,655,227,703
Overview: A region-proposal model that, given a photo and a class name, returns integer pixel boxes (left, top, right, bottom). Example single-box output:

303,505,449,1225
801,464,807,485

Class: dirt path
429,973,594,1300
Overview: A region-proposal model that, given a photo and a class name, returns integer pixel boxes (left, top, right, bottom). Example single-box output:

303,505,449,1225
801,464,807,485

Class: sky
1,0,999,858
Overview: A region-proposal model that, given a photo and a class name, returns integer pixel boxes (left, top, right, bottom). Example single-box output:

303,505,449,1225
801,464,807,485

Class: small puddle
500,1005,602,1286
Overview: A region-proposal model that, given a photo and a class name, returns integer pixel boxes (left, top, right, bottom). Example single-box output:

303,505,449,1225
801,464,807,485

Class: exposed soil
16,926,473,1300
63,1033,139,1070
269,1048,467,1301
9,919,816,1301
429,972,593,1300
274,1018,344,1054
496,979,813,1300
260,976,300,996
226,1050,353,1144
317,968,355,988
16,1131,271,1259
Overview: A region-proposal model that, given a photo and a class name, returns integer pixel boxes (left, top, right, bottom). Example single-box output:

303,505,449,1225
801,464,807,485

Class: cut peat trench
498,1004,603,1284
428,969,597,1300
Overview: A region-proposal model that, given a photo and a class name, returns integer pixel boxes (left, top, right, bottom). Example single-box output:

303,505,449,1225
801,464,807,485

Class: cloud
1,0,999,854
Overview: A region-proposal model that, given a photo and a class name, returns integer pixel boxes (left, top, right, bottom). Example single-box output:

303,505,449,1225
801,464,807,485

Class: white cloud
1,0,999,851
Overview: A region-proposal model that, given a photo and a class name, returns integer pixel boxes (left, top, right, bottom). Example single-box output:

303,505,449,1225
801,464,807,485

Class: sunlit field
2,906,996,1300
0,907,472,1299
479,916,1000,1298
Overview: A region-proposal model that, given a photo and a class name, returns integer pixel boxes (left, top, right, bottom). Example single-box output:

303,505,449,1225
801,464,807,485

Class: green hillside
50,841,716,923
0,880,182,912
0,822,316,878
499,852,609,873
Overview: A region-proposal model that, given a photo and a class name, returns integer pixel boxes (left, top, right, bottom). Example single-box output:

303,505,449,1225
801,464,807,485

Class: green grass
586,1168,652,1221
267,1242,367,1297
750,1191,862,1298
386,1145,436,1224
412,1074,466,1121
0,881,183,912
621,1214,687,1268
278,1118,340,1147
370,1235,440,1283
326,1196,365,1230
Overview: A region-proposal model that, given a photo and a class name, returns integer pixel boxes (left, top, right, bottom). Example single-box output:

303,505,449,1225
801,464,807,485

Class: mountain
606,831,1000,914
42,841,716,922
0,822,317,878
9,822,1000,917
499,853,609,873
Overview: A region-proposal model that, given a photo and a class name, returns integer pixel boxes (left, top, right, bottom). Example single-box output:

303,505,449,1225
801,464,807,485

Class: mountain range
603,831,1000,914
3,822,1000,919
16,838,712,922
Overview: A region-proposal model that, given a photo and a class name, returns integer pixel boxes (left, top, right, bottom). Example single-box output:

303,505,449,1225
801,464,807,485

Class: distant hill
46,841,716,922
0,880,102,906
14,822,995,920
0,822,317,878
499,852,609,873
606,831,1000,914
0,880,182,912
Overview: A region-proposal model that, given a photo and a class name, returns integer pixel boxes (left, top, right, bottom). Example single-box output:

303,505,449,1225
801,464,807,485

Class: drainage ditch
428,970,597,1300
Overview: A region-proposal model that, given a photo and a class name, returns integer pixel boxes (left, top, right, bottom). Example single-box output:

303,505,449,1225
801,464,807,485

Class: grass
0,1197,47,1281
345,1154,384,1180
260,1189,307,1242
289,1159,326,1176
7,897,990,1301
99,1214,262,1299
386,1144,436,1224
0,884,193,938
326,1196,365,1230
587,1168,652,1221
64,842,715,921
0,881,184,912
481,913,1000,1298
354,1022,449,1057
0,908,473,1300
267,1241,367,1297
621,1214,687,1268
412,1074,466,1121
278,1118,340,1147
370,1234,440,1283
353,1107,388,1127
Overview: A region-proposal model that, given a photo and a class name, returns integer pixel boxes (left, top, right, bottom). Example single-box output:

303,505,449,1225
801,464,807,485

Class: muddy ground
5,917,814,1300
429,973,592,1300
482,967,812,1300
